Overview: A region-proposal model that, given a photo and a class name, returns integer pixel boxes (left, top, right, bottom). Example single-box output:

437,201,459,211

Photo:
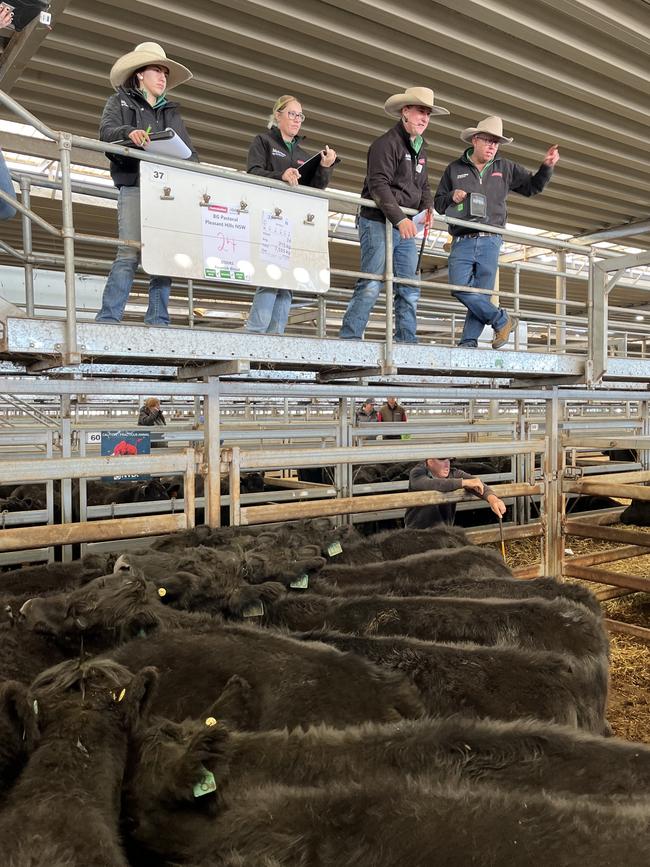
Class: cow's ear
125,667,159,726
156,572,192,603
0,681,40,747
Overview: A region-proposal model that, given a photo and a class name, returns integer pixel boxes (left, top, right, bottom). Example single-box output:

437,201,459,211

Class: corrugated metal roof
2,0,650,240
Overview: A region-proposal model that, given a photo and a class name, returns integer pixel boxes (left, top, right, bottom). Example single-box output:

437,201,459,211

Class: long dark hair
124,68,145,92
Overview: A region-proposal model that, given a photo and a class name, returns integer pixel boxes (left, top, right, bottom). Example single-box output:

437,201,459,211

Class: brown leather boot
492,316,516,349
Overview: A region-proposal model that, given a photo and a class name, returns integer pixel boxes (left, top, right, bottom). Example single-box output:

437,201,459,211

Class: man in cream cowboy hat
434,116,559,349
340,86,449,343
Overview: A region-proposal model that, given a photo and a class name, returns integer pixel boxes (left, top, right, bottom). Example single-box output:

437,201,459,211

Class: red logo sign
208,204,228,213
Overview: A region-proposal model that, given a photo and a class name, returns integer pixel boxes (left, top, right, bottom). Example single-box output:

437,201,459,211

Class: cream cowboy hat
109,42,192,91
384,86,450,118
460,116,513,145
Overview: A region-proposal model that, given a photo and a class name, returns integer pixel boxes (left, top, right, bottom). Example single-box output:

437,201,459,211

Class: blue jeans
448,234,507,347
245,287,292,334
96,186,170,326
339,216,419,343
0,150,16,220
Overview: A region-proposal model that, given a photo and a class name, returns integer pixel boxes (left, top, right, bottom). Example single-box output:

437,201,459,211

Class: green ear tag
290,574,309,590
242,600,265,618
327,541,342,557
193,764,217,798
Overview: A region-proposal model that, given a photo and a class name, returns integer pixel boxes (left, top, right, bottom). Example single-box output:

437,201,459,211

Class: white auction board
140,163,330,294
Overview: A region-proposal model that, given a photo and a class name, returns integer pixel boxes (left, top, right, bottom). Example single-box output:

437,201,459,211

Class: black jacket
138,405,166,426
100,87,198,188
434,150,553,237
404,463,495,528
247,127,332,189
359,122,433,226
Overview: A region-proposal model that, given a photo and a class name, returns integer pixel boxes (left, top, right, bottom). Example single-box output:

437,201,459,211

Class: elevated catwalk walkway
3,316,650,384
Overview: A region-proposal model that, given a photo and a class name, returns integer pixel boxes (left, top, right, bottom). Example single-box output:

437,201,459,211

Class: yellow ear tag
158,587,167,598
205,716,217,727
117,688,126,702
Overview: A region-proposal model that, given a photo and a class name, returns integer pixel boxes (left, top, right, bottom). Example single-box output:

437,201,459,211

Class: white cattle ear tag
327,541,342,557
193,764,217,798
290,574,309,590
32,700,39,716
242,601,265,618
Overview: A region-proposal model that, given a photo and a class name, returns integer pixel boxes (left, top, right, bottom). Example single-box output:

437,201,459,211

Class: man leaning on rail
405,455,506,529
434,116,559,350
339,86,449,344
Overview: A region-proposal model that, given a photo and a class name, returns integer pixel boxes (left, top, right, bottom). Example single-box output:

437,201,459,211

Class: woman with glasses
245,94,337,334
96,42,198,327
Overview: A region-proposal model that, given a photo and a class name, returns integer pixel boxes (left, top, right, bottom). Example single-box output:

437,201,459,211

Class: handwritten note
261,210,292,269
202,204,253,281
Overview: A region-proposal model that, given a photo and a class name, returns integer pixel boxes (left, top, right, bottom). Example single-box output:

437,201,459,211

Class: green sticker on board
193,765,217,799
327,541,343,557
290,574,310,589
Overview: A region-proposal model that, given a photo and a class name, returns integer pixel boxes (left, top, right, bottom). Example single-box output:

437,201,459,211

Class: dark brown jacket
247,126,333,189
359,122,433,226
378,402,407,423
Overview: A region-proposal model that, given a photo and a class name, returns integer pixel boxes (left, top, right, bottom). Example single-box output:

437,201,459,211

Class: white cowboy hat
109,42,192,91
460,116,513,145
384,86,450,118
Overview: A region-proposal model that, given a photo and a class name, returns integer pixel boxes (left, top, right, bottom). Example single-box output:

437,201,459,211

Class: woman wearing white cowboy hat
96,42,198,327
339,86,449,343
434,116,559,350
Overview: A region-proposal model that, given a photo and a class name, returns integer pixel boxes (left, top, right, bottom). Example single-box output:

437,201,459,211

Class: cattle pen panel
561,457,650,641
0,449,197,551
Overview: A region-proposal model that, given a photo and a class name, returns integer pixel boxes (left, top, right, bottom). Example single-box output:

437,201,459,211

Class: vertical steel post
188,279,195,328
588,255,608,384
203,376,221,527
555,251,566,352
184,447,196,529
58,133,80,364
19,177,34,316
542,390,563,578
317,294,326,338
383,218,394,373
60,394,73,562
229,446,241,526
513,265,520,351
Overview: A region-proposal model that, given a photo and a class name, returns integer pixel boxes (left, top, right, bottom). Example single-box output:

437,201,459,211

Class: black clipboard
297,151,341,186
111,129,175,148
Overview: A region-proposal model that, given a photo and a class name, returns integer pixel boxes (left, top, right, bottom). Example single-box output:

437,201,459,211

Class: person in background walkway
96,42,198,327
138,397,166,426
405,456,506,528
245,95,338,334
355,398,378,425
339,86,449,344
0,10,16,221
378,396,407,439
434,116,559,350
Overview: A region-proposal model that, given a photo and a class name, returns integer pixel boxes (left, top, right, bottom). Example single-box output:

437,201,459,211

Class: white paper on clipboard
145,129,192,160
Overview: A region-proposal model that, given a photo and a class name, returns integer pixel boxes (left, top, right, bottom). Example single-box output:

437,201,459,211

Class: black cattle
620,499,650,526
330,526,470,565
0,681,36,802
86,478,171,505
0,658,156,867
0,618,69,683
0,496,38,512
252,594,609,677
316,545,512,584
128,710,650,814
295,631,608,734
18,576,424,728
0,556,109,596
567,495,622,514
124,769,647,867
306,572,601,617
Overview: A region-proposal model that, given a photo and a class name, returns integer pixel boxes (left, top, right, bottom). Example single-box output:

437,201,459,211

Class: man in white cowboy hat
434,116,559,349
339,86,449,343
96,43,198,327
